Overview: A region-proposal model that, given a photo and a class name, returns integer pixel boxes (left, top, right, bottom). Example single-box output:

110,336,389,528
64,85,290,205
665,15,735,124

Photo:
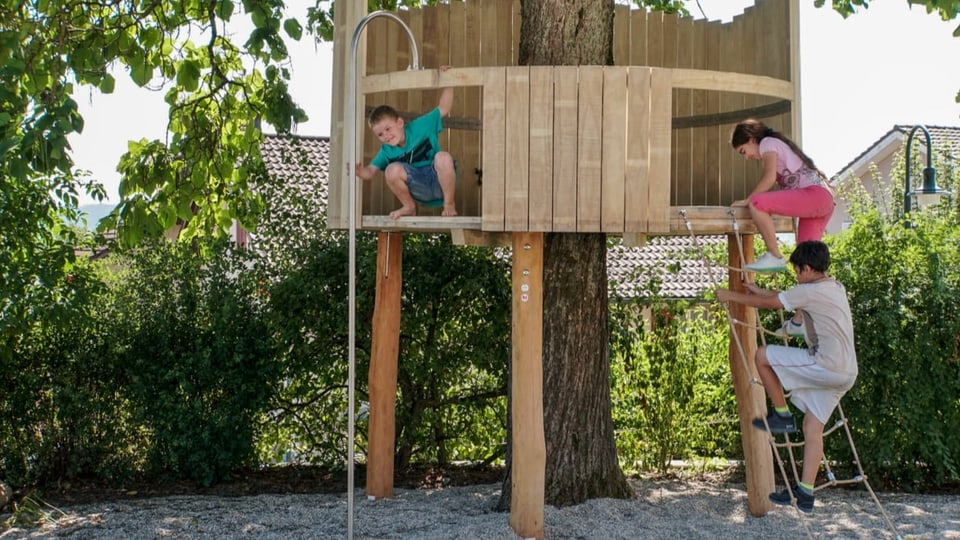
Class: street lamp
903,125,950,214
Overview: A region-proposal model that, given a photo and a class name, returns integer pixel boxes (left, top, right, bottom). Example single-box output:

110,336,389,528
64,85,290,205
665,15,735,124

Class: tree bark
499,0,632,510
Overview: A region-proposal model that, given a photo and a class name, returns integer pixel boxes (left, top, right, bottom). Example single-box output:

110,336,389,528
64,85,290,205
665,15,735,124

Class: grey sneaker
769,484,815,513
746,252,787,273
752,411,797,434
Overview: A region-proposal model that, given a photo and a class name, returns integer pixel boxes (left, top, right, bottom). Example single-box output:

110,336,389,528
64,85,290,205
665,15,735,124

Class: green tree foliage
610,274,740,475
824,152,960,491
107,240,281,486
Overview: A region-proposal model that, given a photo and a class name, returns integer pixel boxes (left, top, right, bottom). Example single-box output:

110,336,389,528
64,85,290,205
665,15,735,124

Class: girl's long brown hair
731,119,825,178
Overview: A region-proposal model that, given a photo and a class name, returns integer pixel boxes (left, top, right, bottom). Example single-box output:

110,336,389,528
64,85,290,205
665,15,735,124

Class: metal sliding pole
346,12,419,539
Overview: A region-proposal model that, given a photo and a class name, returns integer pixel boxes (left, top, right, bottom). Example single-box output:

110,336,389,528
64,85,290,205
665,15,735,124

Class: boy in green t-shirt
354,65,457,219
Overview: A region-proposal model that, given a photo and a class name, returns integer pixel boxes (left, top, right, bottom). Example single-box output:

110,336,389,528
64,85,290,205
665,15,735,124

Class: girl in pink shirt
731,119,835,272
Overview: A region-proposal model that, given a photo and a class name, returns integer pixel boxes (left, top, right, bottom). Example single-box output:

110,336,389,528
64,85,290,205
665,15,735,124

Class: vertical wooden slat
674,16,693,207
464,0,483,217
704,20,722,206
613,4,630,66
577,66,603,232
447,2,469,215
552,67,578,232
648,68,672,232
720,16,745,204
789,0,802,144
509,0,521,66
629,8,647,66
689,18,708,205
509,231,545,540
496,0,514,66
624,67,651,232
328,1,365,229
601,66,627,232
646,11,663,67
364,18,391,216
505,67,530,231
482,67,506,231
366,231,403,499
528,66,554,231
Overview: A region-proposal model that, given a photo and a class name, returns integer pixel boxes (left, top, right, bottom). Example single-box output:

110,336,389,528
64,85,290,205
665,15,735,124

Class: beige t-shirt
778,278,858,376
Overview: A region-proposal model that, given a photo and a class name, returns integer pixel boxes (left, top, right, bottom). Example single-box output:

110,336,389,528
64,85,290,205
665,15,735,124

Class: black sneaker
769,484,815,513
751,411,797,433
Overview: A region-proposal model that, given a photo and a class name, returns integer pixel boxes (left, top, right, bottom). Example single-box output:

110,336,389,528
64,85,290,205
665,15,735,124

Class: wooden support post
509,232,545,540
366,231,403,499
727,234,775,516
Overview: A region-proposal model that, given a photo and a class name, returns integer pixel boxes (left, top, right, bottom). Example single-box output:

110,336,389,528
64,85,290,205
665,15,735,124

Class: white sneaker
780,318,806,338
746,252,786,273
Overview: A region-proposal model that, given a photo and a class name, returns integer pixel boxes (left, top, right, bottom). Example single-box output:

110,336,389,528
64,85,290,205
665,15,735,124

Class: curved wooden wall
328,0,800,234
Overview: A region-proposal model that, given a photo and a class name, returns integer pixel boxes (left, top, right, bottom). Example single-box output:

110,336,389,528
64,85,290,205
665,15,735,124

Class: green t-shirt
371,107,444,170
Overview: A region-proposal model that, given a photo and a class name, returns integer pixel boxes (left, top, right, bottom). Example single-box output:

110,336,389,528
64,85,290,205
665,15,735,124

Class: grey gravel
2,478,957,539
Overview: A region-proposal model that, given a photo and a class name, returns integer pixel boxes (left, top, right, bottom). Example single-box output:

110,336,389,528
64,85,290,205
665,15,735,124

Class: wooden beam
726,234,775,517
366,231,403,499
509,231,545,540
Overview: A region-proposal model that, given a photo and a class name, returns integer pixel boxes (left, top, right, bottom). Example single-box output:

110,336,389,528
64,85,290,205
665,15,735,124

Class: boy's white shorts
764,345,857,425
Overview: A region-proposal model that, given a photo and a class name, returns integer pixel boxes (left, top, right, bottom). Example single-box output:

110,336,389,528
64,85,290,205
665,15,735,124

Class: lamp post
903,125,949,214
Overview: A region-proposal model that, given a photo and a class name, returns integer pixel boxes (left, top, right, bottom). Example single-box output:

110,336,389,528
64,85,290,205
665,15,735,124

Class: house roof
259,133,331,206
258,133,724,299
608,236,727,300
835,125,960,179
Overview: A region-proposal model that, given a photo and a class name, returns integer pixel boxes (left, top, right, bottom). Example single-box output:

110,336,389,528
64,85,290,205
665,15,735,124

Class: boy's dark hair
789,240,830,273
368,105,400,126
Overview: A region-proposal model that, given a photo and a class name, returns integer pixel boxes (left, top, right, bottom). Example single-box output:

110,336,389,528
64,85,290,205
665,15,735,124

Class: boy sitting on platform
354,65,457,219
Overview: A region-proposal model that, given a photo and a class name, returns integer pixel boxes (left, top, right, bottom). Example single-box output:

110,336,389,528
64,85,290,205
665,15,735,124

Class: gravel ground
2,478,957,539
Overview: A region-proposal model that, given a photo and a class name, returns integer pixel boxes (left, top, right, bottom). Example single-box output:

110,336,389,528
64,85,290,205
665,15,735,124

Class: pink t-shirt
759,137,822,189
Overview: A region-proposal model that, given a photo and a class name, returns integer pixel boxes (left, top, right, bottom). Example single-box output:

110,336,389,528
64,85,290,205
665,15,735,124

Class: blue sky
70,0,960,205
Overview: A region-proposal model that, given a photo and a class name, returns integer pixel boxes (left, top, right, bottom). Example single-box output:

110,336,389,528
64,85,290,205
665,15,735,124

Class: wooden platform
361,206,792,245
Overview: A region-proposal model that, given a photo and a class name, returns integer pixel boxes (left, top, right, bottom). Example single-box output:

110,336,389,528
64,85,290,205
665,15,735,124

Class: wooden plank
624,67,651,232
668,69,795,102
674,16,693,207
500,0,517,66
601,66,627,232
646,11,663,67
363,215,482,231
464,0,483,217
504,67,530,231
366,231,403,499
577,66,603,232
613,4,630,66
552,67,579,231
364,17,391,216
726,235,776,518
629,8,647,66
704,21,722,206
327,0,365,229
508,231,545,540
690,18,708,205
482,67,506,231
788,0,802,143
720,15,745,205
528,66,554,231
648,68,672,232
447,2,468,215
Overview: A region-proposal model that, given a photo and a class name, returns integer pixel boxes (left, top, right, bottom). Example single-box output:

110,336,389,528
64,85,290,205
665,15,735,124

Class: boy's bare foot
389,206,417,219
442,204,458,217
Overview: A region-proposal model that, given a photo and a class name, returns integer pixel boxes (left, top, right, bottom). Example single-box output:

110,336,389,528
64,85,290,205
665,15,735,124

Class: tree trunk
499,0,632,510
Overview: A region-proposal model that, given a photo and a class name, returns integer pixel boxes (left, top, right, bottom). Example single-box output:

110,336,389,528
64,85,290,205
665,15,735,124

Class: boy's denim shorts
397,161,456,203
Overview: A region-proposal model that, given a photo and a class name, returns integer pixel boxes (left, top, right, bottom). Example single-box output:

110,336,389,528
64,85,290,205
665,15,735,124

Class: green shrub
108,240,280,486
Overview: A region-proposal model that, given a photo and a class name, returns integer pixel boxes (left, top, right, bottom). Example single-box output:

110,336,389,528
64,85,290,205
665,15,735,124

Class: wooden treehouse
330,1,799,538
